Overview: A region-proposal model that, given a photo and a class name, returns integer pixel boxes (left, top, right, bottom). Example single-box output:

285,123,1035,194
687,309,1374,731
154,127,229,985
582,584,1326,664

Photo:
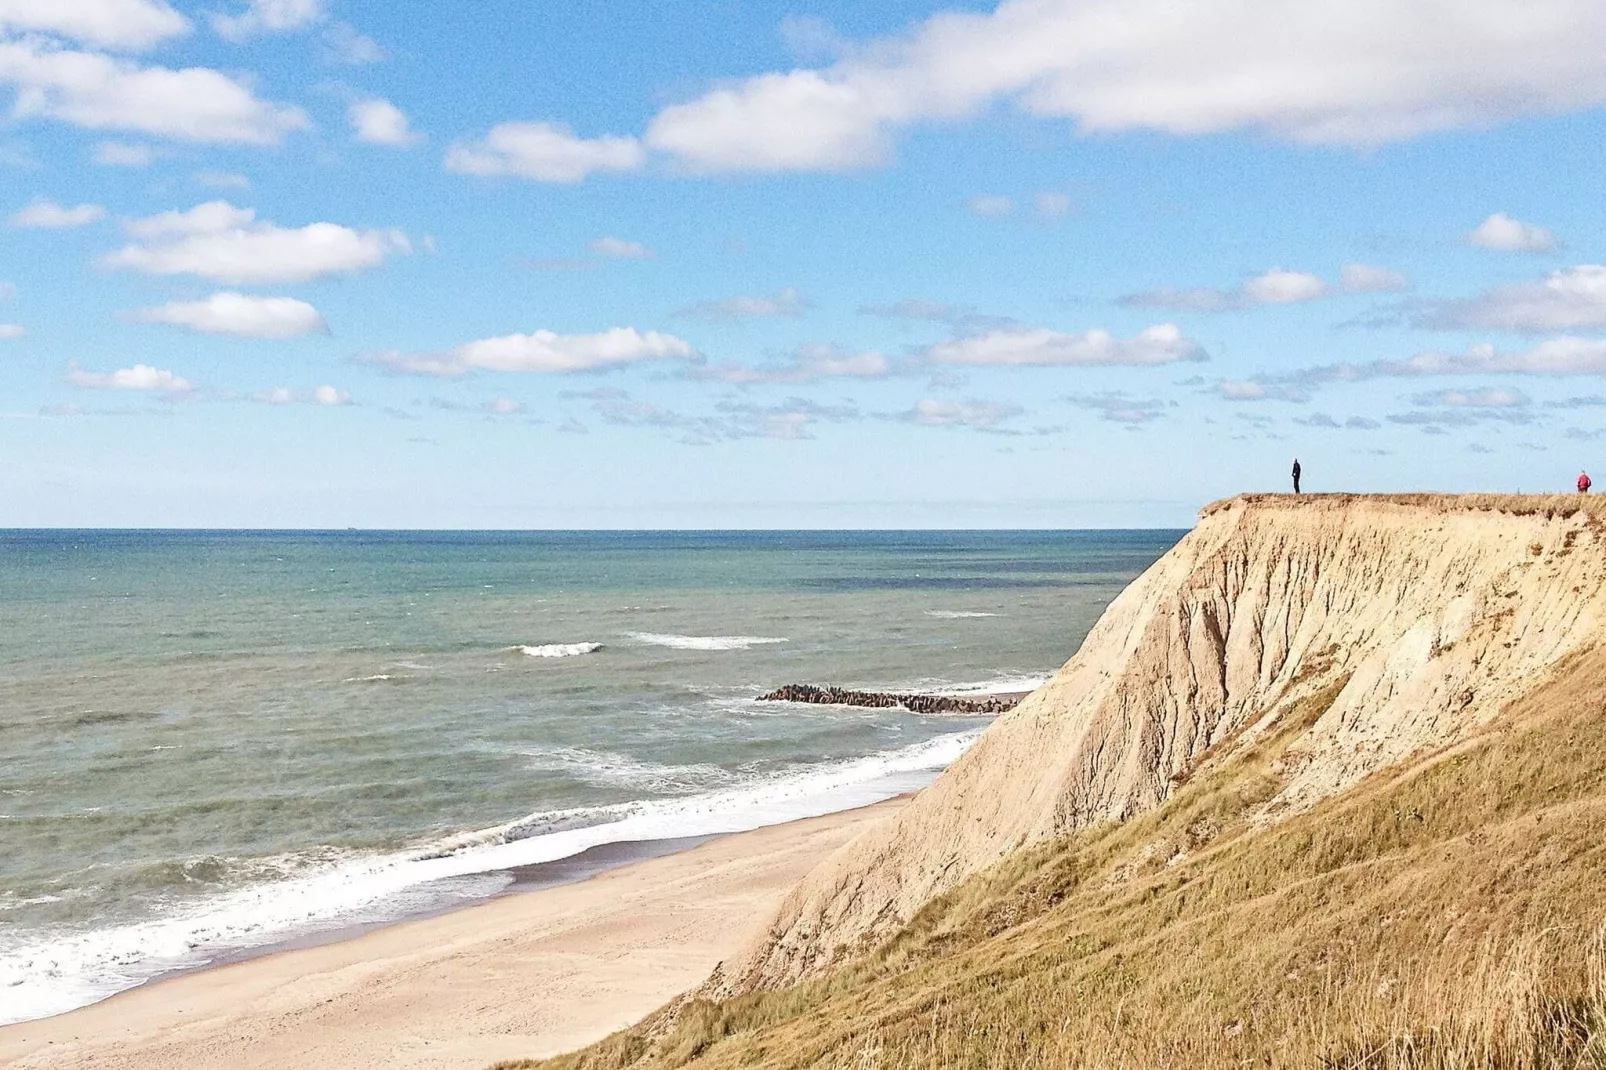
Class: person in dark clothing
1292,458,1302,494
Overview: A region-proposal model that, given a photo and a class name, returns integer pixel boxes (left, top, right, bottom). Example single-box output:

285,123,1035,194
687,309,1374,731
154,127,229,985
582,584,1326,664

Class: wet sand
0,799,904,1070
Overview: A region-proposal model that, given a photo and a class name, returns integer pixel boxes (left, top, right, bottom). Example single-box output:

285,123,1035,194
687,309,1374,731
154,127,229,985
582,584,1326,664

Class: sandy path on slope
0,800,902,1070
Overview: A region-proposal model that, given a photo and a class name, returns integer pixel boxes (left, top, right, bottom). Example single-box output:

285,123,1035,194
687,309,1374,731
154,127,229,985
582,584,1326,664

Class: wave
924,610,1000,619
626,632,787,651
936,673,1053,696
518,745,734,794
0,728,979,1027
517,642,603,659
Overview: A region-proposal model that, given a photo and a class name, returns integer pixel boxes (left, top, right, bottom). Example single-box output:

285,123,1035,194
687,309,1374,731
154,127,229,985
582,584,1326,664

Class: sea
0,529,1180,1025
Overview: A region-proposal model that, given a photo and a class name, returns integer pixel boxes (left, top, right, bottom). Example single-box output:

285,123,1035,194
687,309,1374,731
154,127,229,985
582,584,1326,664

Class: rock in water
758,684,1020,715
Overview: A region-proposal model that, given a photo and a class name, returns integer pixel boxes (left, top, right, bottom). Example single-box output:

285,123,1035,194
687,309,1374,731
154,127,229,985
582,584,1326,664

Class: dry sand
0,799,903,1070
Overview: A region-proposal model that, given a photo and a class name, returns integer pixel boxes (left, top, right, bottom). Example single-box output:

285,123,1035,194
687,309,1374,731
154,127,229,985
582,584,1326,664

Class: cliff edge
710,493,1606,995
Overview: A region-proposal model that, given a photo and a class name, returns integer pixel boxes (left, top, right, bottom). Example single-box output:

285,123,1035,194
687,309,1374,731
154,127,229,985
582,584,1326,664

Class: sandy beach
0,799,903,1070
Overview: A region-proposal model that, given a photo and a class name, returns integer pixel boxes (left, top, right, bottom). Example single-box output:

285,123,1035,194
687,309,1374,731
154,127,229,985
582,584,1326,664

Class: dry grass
1199,492,1606,521
500,644,1606,1070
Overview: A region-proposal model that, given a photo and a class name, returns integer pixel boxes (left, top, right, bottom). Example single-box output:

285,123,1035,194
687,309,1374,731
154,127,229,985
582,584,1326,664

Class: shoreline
0,798,906,1070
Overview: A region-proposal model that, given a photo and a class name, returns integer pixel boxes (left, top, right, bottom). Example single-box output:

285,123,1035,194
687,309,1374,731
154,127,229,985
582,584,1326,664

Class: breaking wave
626,633,787,651
0,728,978,1027
517,642,603,659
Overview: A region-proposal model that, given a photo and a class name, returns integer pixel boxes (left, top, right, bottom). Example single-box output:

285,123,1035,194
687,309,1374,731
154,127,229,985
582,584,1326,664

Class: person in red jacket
1580,471,1593,493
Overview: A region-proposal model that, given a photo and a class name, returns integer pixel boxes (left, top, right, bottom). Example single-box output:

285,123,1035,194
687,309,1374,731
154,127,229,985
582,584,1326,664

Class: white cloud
1468,212,1556,253
1065,392,1165,424
68,362,193,391
693,343,891,383
902,398,1023,428
1340,262,1410,293
486,396,523,415
0,281,14,301
1277,338,1606,389
1411,387,1529,408
1242,269,1328,305
0,39,309,144
211,0,323,41
0,323,23,339
681,286,807,321
252,384,352,405
322,22,382,64
0,0,189,51
130,292,327,337
924,323,1204,366
104,201,409,283
589,236,652,259
92,140,153,167
9,197,105,228
1122,268,1328,310
639,0,1606,173
968,194,1014,218
1425,264,1606,331
349,97,419,147
363,327,696,377
445,121,643,182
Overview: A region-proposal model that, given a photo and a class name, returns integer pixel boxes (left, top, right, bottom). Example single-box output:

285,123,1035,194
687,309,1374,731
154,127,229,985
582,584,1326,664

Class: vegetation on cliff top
500,640,1606,1069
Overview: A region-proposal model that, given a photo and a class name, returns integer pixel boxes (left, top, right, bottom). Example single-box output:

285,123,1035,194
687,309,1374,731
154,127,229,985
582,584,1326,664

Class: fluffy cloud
9,198,105,228
130,292,327,338
639,0,1606,173
363,327,695,376
1267,338,1606,393
693,343,891,384
322,22,382,64
104,201,409,283
589,236,652,259
1340,262,1411,293
252,383,351,405
680,287,807,321
924,323,1204,366
349,97,419,147
1422,265,1606,332
211,0,322,41
0,39,308,144
1468,212,1556,253
445,121,643,182
1214,379,1308,402
0,323,23,339
68,362,193,391
0,0,189,51
92,140,153,166
1122,268,1328,311
900,398,1023,428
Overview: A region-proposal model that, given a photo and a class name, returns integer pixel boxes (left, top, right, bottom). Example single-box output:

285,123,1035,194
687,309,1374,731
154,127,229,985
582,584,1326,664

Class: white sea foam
343,674,394,682
517,642,603,658
518,745,733,793
626,632,787,651
937,674,1053,697
0,728,979,1027
924,610,1000,618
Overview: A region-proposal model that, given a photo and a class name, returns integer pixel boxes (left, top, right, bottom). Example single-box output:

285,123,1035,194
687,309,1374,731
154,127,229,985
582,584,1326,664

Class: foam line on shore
0,728,979,1027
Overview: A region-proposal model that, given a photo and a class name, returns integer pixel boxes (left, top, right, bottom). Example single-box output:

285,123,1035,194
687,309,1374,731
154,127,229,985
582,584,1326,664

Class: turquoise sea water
0,529,1180,1024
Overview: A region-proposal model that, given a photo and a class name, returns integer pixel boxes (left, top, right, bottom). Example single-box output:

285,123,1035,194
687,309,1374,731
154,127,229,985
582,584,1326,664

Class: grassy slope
505,643,1606,1070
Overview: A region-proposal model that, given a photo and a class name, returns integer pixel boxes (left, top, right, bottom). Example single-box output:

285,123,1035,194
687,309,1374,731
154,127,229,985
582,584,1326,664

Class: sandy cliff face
712,494,1606,994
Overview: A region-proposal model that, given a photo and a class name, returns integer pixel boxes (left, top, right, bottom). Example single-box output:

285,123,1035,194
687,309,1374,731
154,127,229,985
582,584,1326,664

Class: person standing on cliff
1292,458,1302,494
1580,471,1593,493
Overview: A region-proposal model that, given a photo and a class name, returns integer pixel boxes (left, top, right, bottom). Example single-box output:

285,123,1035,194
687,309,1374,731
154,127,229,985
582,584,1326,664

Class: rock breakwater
759,684,1020,716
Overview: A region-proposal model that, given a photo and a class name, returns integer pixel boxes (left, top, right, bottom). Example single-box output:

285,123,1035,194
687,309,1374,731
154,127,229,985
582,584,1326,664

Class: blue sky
3,0,1606,527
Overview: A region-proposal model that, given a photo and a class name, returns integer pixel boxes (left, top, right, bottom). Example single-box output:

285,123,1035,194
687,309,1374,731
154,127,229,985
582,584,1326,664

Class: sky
3,0,1606,528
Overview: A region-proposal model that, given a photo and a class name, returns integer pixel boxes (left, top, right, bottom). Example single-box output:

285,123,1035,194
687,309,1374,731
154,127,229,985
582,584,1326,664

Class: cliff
710,493,1606,994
